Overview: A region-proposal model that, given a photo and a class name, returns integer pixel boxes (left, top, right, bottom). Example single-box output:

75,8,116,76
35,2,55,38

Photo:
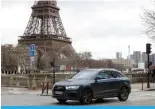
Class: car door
93,70,111,98
109,71,122,95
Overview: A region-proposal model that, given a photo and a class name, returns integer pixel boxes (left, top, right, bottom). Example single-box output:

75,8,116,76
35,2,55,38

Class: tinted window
118,71,126,77
96,71,112,79
110,71,124,78
72,69,98,80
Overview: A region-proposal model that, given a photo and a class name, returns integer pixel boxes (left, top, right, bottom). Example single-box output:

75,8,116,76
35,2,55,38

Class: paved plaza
1,83,155,106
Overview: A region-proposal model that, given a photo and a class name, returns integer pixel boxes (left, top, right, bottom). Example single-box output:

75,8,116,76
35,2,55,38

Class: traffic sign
30,44,35,51
29,44,36,70
30,51,35,57
30,44,35,57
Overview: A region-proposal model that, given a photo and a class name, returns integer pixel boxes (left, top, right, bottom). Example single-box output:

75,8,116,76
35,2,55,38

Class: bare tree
78,52,92,60
143,4,155,42
1,45,18,71
1,44,34,73
77,51,92,68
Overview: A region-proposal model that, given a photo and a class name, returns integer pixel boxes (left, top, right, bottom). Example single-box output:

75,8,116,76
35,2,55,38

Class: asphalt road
1,87,155,106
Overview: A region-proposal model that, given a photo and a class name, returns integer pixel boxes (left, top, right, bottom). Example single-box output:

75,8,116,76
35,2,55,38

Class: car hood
54,79,94,86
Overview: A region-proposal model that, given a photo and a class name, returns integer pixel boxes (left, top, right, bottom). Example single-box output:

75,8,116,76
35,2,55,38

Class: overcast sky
1,0,155,59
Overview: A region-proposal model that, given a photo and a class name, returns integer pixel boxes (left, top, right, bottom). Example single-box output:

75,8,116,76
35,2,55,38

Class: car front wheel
80,89,93,104
118,87,129,101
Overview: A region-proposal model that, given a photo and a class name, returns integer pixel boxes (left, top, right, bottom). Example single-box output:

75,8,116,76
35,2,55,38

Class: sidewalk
131,83,155,91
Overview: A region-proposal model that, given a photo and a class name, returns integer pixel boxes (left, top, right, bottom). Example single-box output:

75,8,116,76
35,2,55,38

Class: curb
131,89,141,92
132,88,155,92
40,94,52,96
143,88,155,91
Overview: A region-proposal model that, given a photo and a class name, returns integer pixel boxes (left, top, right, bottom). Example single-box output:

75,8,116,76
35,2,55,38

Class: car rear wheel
80,89,93,104
118,87,129,101
57,99,67,103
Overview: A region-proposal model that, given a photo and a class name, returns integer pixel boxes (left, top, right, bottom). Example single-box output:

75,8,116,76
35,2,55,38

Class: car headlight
66,86,80,90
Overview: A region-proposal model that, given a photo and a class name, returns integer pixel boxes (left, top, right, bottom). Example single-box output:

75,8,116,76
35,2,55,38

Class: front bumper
52,86,81,100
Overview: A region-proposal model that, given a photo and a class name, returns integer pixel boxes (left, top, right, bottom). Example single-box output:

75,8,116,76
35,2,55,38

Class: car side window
110,71,122,78
118,71,126,77
96,71,112,79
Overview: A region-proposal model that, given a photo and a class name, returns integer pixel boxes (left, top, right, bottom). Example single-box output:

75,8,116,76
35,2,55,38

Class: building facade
1,44,33,74
133,51,141,67
150,53,155,64
130,54,134,60
111,58,136,68
116,52,122,59
142,52,147,62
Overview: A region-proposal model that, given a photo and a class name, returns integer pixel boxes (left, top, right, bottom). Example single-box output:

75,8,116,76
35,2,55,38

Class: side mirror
95,78,98,83
95,77,100,82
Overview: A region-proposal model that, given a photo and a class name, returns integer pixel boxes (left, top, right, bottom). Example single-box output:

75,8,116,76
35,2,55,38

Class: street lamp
50,58,56,86
146,43,152,88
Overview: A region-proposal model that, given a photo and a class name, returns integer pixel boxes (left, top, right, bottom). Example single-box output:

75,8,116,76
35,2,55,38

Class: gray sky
1,0,155,59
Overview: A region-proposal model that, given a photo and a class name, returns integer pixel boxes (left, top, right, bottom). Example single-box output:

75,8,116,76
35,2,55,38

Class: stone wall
1,75,28,87
1,73,73,89
126,73,150,83
1,73,151,89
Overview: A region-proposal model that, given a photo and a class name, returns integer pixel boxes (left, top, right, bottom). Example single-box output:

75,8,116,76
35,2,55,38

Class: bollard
142,79,143,90
27,79,30,88
10,77,13,86
42,82,45,94
47,82,49,94
41,82,49,95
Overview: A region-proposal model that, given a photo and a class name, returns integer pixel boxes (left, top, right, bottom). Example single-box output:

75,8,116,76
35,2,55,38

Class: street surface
2,83,155,106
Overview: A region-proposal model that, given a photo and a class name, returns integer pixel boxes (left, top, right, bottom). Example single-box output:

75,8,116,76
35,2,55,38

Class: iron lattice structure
18,0,78,70
22,0,68,40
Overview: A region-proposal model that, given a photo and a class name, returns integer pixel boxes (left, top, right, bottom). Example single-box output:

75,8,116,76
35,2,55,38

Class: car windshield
71,69,98,80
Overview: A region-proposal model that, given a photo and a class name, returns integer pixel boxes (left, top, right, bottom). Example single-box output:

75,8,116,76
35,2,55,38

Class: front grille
54,85,66,91
67,93,77,98
53,86,66,96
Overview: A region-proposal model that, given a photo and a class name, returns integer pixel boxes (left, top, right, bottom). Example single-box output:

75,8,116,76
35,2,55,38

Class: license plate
55,91,63,95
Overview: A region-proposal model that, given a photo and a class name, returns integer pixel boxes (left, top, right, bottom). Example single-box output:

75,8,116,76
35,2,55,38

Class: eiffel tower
18,0,77,69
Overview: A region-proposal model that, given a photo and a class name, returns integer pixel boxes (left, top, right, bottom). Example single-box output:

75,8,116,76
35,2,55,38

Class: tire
118,87,129,101
80,89,93,104
57,99,67,103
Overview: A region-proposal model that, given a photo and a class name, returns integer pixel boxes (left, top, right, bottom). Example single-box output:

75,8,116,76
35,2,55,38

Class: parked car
52,68,131,104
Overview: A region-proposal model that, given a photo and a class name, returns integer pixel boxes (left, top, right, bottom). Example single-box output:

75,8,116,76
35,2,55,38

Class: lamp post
146,43,152,88
50,58,55,86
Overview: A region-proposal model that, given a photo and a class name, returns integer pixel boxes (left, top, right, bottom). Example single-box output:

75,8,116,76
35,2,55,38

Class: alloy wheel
118,87,129,101
80,89,93,104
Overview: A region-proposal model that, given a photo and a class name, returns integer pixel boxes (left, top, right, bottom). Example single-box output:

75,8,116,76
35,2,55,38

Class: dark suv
52,69,131,104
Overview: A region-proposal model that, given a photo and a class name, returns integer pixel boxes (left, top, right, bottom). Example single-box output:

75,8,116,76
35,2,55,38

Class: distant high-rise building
150,53,155,64
116,52,122,59
133,51,141,67
128,45,130,59
133,51,141,62
111,58,136,68
142,52,147,62
130,54,134,60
